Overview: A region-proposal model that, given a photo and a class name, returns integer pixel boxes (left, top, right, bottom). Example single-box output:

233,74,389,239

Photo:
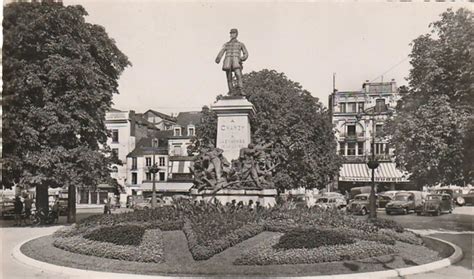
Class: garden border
13,230,463,279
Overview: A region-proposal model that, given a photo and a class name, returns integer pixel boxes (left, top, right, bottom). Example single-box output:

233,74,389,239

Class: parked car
350,186,372,199
315,196,347,210
460,189,474,206
378,195,392,208
385,191,423,215
432,187,465,206
416,194,453,216
133,197,167,210
347,193,378,215
380,191,399,199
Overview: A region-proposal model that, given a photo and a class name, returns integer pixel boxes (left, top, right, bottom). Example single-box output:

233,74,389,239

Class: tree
192,69,342,192
2,2,130,221
387,8,473,187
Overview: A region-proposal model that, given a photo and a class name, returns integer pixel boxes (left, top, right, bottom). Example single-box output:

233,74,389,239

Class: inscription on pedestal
216,116,250,160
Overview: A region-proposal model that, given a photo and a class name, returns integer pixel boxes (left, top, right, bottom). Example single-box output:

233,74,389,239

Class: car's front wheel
360,208,367,216
456,197,465,206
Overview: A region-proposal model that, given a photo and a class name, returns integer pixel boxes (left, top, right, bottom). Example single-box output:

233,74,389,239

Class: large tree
193,69,342,192
2,2,130,221
387,8,473,187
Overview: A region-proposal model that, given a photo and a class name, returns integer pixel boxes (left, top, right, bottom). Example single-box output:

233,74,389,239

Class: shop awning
140,182,193,193
339,162,410,183
168,161,193,174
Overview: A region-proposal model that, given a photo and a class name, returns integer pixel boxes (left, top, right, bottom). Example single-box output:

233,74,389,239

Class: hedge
84,225,146,246
273,228,355,249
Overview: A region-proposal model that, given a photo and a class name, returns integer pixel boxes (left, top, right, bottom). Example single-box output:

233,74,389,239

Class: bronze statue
215,28,248,94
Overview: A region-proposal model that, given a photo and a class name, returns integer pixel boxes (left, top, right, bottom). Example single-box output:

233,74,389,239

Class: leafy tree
2,2,130,221
192,69,342,192
387,8,473,186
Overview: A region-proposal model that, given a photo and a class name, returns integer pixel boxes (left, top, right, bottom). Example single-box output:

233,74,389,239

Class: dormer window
174,127,182,136
188,126,195,136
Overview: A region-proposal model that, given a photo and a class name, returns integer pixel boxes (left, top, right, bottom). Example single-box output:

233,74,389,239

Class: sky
60,0,471,115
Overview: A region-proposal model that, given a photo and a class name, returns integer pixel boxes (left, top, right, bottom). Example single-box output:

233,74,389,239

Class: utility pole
150,138,159,209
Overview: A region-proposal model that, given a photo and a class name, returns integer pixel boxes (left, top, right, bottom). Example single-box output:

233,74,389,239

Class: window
146,172,152,181
357,142,364,155
339,142,345,155
131,172,138,185
159,157,165,167
371,143,385,155
174,127,182,136
347,102,357,113
347,142,356,156
111,129,119,143
339,103,346,113
159,172,165,181
375,124,384,137
173,145,182,156
145,157,152,167
358,102,365,112
188,127,195,136
111,148,119,159
347,125,356,137
375,99,386,113
131,157,137,170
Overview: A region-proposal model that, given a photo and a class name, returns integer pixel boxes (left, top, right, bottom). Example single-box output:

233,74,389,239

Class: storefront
338,162,413,193
77,184,116,205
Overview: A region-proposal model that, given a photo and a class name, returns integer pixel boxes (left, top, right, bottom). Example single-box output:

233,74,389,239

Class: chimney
129,110,136,136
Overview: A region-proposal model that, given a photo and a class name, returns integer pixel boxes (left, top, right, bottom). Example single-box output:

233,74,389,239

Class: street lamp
357,109,381,219
149,138,159,209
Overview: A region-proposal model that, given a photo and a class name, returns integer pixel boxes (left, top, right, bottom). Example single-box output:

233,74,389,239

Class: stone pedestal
190,188,277,207
211,96,256,161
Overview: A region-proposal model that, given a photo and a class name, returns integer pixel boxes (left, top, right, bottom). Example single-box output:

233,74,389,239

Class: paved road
1,207,472,278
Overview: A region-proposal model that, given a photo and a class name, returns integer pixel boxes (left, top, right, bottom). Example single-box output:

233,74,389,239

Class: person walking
13,196,23,226
51,198,60,224
23,194,33,225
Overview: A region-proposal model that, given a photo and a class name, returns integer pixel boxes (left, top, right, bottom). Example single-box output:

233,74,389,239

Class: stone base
190,188,277,207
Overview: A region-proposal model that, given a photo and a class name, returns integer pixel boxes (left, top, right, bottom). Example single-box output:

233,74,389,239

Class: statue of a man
215,28,248,94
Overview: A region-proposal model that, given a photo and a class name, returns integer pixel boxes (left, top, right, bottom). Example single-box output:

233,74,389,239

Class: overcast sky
63,1,470,115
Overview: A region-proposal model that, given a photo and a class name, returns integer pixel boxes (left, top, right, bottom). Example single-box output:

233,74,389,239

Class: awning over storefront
168,161,193,174
339,162,410,183
140,182,193,193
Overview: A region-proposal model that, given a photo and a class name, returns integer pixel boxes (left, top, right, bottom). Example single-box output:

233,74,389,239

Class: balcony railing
339,132,365,139
343,154,393,162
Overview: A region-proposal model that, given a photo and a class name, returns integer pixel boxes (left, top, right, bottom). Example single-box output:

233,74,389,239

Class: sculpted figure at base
191,141,277,193
215,28,248,95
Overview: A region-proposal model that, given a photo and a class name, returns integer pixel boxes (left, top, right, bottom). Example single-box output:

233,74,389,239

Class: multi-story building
329,80,411,193
125,111,202,199
77,109,158,205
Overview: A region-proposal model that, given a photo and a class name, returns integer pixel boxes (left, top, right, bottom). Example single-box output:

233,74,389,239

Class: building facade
329,80,411,193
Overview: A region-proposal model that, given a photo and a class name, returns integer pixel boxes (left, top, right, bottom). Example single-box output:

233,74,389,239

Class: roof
109,108,124,112
133,115,159,130
176,111,202,126
127,133,172,157
143,109,176,122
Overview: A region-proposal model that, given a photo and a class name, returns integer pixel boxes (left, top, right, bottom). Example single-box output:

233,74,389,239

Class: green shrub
273,228,355,249
84,225,145,246
369,218,404,233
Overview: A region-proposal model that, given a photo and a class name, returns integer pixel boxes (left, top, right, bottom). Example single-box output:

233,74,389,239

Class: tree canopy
2,3,130,207
387,8,473,186
193,69,342,191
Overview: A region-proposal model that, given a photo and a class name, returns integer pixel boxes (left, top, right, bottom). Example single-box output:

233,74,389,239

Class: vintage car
378,195,392,208
347,193,378,215
133,197,168,210
385,191,423,215
416,194,453,216
459,189,474,205
433,187,465,206
315,196,347,210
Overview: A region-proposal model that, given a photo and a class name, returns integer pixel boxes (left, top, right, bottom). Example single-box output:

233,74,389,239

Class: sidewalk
452,206,474,216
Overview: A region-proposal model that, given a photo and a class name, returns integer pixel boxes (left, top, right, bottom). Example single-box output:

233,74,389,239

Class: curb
12,231,463,279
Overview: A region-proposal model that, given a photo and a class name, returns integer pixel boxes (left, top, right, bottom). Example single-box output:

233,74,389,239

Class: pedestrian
13,195,23,226
23,194,33,225
103,198,111,214
51,198,60,224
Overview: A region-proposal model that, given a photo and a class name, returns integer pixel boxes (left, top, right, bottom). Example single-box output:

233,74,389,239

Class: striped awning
140,182,193,193
168,161,193,174
339,162,409,183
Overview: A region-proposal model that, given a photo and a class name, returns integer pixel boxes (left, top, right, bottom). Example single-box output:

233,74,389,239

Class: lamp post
357,110,380,219
149,138,159,209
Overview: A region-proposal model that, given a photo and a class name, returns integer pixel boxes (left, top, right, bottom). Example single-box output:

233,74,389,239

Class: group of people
13,194,33,226
13,193,60,226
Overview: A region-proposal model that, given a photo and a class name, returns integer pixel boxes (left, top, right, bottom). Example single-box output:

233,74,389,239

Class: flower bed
273,228,355,249
84,225,146,246
234,234,398,265
53,228,164,263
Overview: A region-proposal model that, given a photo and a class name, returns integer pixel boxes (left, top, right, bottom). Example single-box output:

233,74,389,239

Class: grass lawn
21,230,441,276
